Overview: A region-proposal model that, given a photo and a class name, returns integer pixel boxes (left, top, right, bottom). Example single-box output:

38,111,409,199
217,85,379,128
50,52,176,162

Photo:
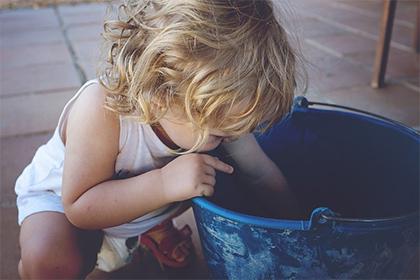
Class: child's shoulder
61,81,121,207
63,81,120,146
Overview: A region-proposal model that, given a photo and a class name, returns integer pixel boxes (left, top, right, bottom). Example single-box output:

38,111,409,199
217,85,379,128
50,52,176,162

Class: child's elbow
62,199,95,230
62,201,82,228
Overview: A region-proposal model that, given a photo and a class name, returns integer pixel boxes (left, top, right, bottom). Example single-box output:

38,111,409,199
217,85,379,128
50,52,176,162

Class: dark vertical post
371,0,397,89
414,1,420,53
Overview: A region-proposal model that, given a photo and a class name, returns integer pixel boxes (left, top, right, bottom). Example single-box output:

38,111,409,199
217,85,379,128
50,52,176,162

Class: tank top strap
118,115,132,152
57,79,99,138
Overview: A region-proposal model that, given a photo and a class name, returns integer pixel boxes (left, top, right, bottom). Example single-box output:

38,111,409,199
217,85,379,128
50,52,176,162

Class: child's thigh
19,212,102,268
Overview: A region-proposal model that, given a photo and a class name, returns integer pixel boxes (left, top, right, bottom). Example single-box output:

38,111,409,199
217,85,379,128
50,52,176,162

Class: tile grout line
0,129,55,141
391,79,420,93
305,39,420,92
304,38,344,58
327,1,414,28
303,38,375,74
0,86,79,99
303,39,419,93
53,5,87,85
298,10,414,53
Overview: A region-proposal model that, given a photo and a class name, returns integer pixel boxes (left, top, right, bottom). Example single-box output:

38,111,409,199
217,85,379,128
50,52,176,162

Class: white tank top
15,79,181,238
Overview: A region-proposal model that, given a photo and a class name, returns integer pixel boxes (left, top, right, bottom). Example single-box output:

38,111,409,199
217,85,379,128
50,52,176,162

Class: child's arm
222,133,300,219
62,84,233,230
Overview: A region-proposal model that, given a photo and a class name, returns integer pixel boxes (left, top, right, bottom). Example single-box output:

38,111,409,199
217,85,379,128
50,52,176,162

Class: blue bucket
192,97,419,279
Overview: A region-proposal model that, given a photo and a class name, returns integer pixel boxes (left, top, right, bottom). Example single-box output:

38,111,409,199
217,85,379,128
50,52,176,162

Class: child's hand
160,154,234,202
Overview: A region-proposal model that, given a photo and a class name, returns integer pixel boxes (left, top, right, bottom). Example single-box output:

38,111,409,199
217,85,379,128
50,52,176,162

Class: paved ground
0,0,105,9
1,0,419,279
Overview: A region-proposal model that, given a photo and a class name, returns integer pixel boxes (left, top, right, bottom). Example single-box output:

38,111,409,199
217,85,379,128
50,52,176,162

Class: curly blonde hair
98,0,306,152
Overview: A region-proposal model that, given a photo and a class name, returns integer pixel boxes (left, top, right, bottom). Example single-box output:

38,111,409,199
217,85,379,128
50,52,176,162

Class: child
15,0,304,278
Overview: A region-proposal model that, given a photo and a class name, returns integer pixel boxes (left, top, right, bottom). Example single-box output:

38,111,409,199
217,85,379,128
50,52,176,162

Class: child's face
158,111,235,152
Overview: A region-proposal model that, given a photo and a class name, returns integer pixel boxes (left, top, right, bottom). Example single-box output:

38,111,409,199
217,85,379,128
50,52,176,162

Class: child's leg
162,201,193,262
19,211,102,279
139,202,194,268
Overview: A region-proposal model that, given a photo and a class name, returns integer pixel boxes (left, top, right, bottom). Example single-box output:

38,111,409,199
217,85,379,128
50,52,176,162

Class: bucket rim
193,99,420,231
192,197,308,230
192,197,419,231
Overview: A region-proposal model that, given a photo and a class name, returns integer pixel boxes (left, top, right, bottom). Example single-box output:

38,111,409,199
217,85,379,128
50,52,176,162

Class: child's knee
21,244,83,278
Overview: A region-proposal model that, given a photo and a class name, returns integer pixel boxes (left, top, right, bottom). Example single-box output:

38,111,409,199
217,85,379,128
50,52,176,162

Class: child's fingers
202,174,216,186
202,155,234,174
204,165,216,176
198,184,214,197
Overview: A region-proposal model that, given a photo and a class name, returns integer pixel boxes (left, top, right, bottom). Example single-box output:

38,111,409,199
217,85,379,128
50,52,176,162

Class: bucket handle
293,96,419,135
320,211,420,223
308,207,337,230
309,207,419,230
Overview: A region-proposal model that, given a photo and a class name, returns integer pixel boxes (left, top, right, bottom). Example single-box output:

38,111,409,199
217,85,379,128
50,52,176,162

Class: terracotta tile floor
1,0,419,279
